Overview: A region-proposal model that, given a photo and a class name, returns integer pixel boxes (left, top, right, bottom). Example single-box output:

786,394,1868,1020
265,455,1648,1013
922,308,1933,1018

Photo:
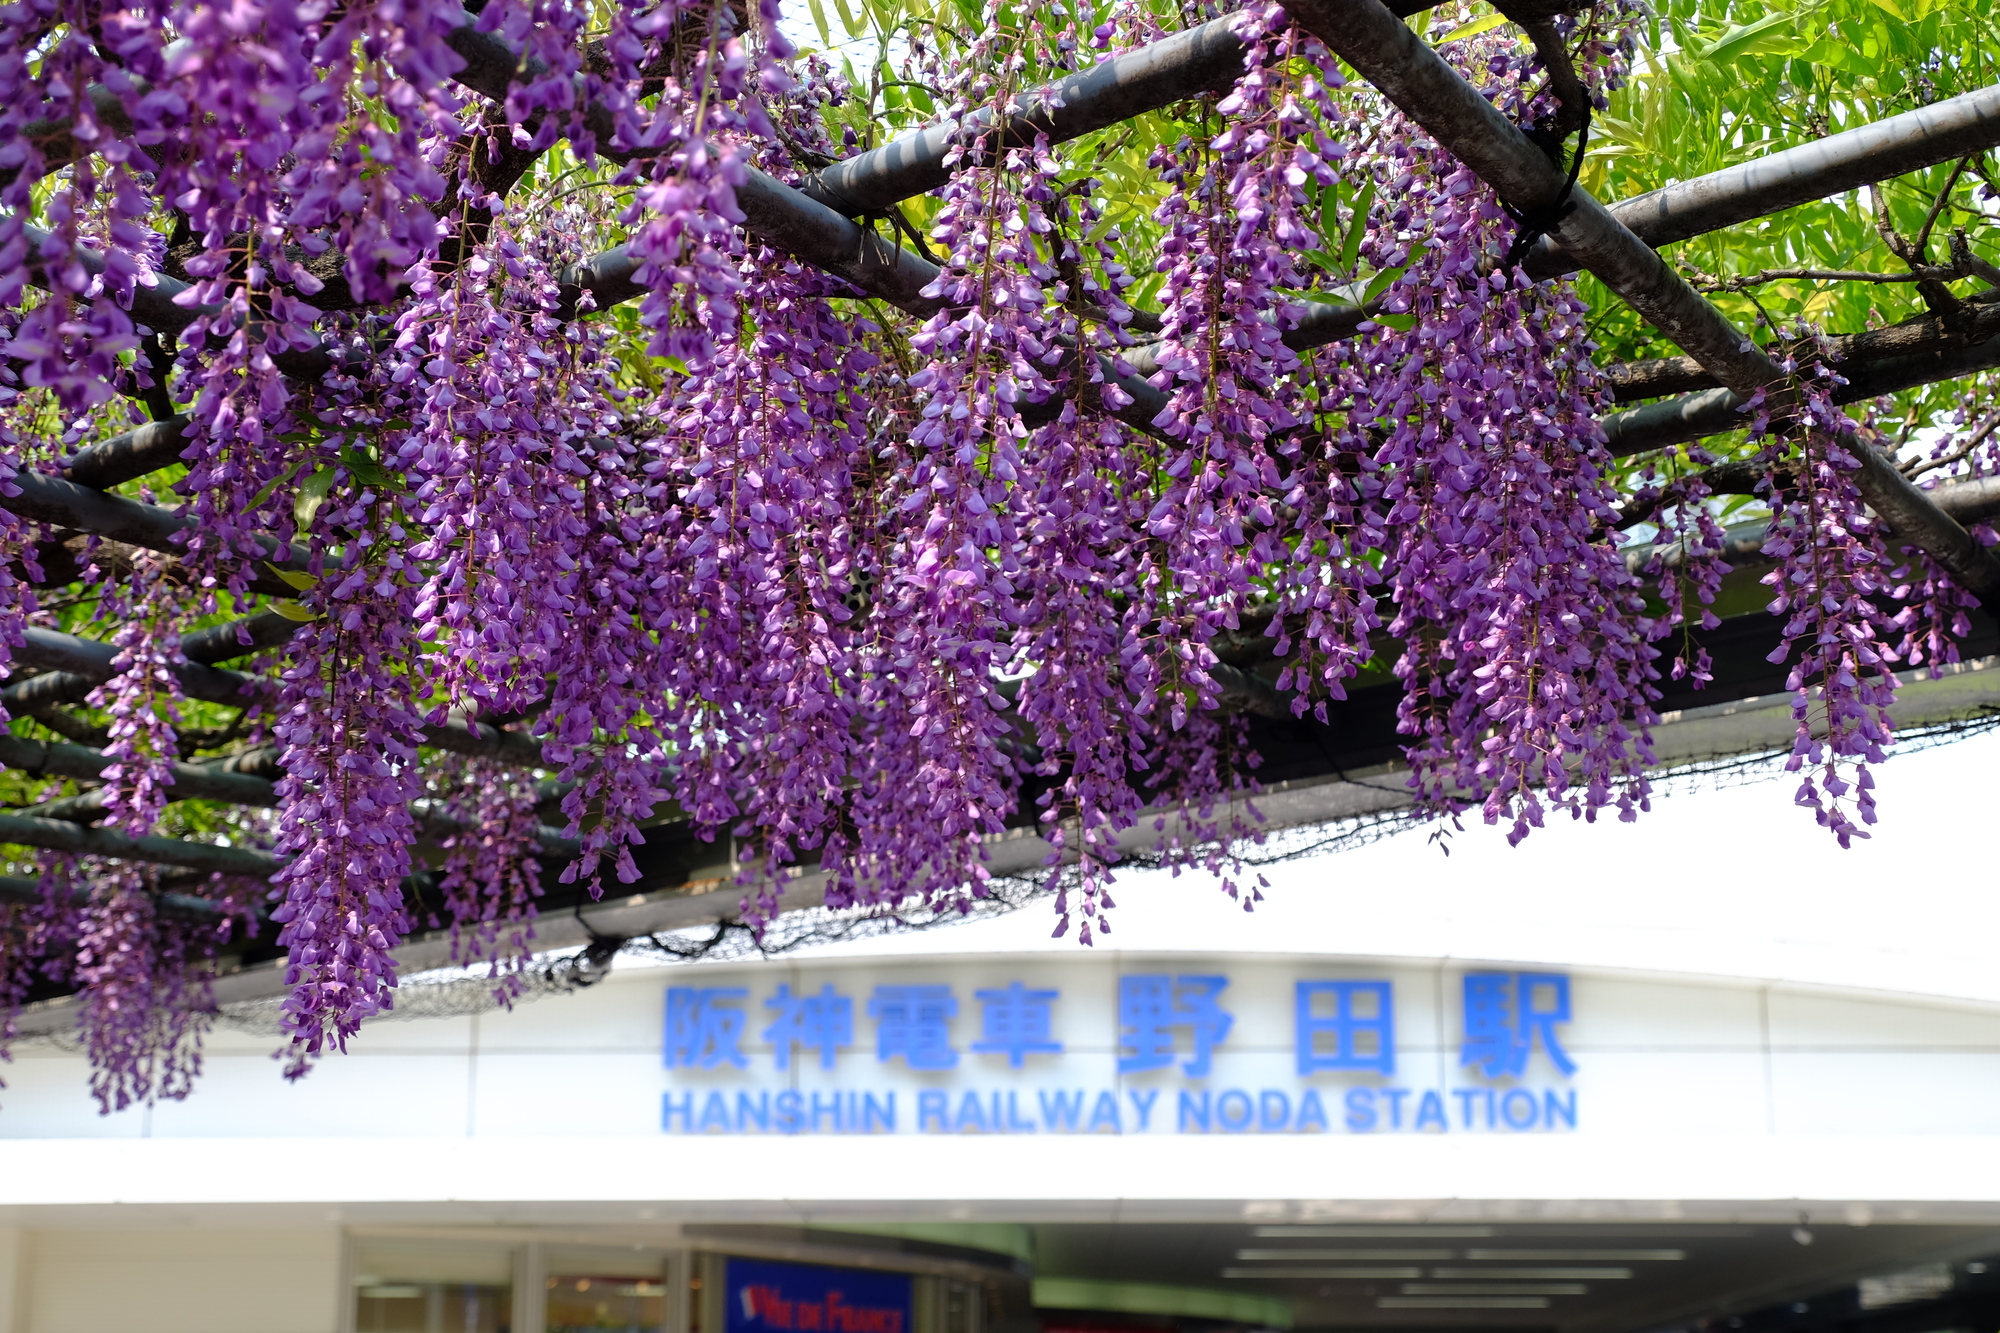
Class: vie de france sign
659,964,1579,1136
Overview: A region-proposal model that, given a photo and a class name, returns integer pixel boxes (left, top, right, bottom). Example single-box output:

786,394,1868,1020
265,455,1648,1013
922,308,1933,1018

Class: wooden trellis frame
6,0,2000,1019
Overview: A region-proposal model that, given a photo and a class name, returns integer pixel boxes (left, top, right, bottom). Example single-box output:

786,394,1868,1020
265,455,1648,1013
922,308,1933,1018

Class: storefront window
545,1246,670,1333
356,1280,512,1333
352,1238,515,1333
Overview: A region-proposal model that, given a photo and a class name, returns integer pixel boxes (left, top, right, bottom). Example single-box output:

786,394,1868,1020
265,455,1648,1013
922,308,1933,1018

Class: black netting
16,702,2000,1052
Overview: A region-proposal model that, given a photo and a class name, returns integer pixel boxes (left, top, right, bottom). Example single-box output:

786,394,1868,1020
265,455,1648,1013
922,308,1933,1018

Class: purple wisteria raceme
1008,187,1156,943
0,424,40,727
1341,22,1659,842
836,128,1054,914
644,247,875,923
268,489,426,1075
392,217,595,718
73,868,216,1114
1751,369,1900,847
1140,1,1326,721
617,0,756,371
85,561,186,835
1634,446,1730,687
1,857,80,1094
432,758,544,1003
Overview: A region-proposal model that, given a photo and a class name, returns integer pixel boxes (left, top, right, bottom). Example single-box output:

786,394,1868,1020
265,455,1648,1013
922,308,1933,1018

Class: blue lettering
811,1091,843,1133
1006,1091,1037,1132
665,987,750,1070
662,1091,694,1132
1216,1089,1253,1133
954,1091,989,1133
698,1091,733,1133
1297,1089,1329,1133
1127,1088,1159,1130
1295,980,1395,1074
1544,1088,1577,1130
1088,1090,1122,1133
1462,971,1577,1078
1259,1089,1291,1132
1381,1087,1409,1129
917,1090,949,1133
1484,1087,1496,1128
1415,1089,1448,1132
1178,1089,1211,1133
737,1091,770,1133
774,1090,804,1134
766,984,854,1071
972,983,1063,1066
1041,1089,1084,1131
1119,975,1233,1076
863,1092,897,1133
1501,1088,1538,1130
1344,1087,1376,1132
1453,1088,1481,1129
872,986,960,1069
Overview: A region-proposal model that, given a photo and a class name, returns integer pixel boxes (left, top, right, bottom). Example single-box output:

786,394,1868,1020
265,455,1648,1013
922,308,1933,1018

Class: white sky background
766,727,2000,1007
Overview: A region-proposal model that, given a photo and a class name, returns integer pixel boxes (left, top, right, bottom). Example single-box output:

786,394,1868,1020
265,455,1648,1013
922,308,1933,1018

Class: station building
6,812,2000,1333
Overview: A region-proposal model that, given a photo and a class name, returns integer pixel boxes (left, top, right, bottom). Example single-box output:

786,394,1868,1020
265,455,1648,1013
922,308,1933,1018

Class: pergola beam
1523,81,2000,280
3,468,310,593
0,810,278,875
1623,472,2000,576
11,626,263,708
0,733,275,807
0,724,580,852
1604,323,2000,457
1,616,547,767
0,872,245,920
1604,292,2000,405
3,611,298,713
38,56,2000,489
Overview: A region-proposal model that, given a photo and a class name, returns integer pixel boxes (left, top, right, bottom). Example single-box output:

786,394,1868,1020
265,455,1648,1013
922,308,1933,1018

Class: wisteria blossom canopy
0,0,1997,1113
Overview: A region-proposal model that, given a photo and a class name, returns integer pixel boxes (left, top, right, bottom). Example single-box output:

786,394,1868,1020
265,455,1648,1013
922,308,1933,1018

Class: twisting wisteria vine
0,0,1991,1110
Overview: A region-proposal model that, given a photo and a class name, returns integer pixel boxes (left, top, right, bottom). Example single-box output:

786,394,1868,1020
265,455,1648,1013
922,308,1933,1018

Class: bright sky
782,727,2000,1007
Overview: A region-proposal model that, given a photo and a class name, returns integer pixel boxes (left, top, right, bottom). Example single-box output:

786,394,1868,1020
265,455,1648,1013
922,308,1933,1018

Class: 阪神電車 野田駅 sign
661,970,1580,1136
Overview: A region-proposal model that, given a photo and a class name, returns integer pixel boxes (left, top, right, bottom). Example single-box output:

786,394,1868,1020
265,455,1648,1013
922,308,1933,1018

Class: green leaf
805,0,832,45
265,563,319,592
1284,289,1361,307
1341,182,1377,275
269,599,321,622
1315,180,1341,248
294,466,336,530
1799,37,1872,75
339,446,392,489
1362,258,1413,306
246,455,308,513
1439,10,1509,44
1696,12,1802,62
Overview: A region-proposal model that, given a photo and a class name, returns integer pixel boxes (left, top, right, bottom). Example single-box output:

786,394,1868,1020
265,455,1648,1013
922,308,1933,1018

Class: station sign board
661,964,1578,1137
